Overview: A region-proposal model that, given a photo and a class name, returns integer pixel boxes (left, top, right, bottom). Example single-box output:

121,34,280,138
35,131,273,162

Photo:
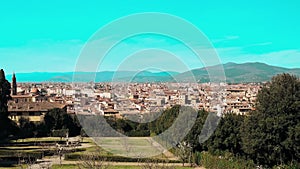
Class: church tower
12,72,17,95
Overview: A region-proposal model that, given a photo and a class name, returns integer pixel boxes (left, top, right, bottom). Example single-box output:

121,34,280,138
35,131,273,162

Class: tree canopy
0,69,18,140
0,69,11,118
241,73,300,166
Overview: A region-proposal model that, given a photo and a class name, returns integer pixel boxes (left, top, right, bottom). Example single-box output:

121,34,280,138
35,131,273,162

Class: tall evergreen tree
43,108,81,136
0,69,17,140
0,69,11,117
206,113,244,155
184,109,209,151
241,73,300,167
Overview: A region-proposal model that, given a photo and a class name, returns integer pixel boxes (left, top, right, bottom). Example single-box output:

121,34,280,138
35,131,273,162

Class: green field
93,137,167,158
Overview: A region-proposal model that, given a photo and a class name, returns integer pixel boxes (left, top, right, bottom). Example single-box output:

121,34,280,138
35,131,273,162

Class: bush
200,152,255,169
64,153,181,163
273,162,300,169
193,151,201,165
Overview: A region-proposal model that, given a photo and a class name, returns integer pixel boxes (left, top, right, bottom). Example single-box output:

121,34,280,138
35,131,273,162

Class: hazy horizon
2,61,300,76
1,1,300,74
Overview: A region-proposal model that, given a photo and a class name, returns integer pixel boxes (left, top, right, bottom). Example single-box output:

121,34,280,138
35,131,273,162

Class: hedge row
65,153,181,163
0,151,43,159
0,146,86,159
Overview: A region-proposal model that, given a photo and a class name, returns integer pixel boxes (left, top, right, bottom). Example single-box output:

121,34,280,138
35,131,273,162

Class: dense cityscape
1,1,300,168
8,72,262,124
1,69,299,169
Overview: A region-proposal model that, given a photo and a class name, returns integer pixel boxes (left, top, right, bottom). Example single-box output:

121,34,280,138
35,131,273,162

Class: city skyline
1,1,300,73
1,2,300,168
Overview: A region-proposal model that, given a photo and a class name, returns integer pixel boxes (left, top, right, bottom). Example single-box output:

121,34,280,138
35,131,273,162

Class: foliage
241,74,300,167
181,74,300,168
192,151,201,166
77,152,110,169
18,117,37,138
139,158,176,169
43,108,81,137
51,129,69,138
0,69,18,140
174,142,193,166
65,153,180,163
150,105,180,135
206,113,245,155
0,69,11,118
15,108,82,138
183,110,208,151
200,152,255,169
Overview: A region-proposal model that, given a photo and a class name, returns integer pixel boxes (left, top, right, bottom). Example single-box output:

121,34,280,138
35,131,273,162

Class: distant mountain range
6,62,300,83
5,71,179,83
178,62,300,83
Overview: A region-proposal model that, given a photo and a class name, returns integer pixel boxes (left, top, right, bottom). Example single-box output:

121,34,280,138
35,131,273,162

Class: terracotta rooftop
8,102,66,112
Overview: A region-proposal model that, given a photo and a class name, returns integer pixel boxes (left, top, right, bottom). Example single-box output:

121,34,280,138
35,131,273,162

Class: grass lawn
93,137,165,158
12,137,63,142
69,145,112,156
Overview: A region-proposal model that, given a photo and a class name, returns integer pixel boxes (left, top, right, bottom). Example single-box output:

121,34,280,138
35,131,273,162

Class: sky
1,0,300,74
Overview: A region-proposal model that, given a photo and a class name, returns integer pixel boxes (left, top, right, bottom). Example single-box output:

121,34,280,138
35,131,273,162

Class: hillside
6,62,300,83
5,71,179,83
176,62,300,83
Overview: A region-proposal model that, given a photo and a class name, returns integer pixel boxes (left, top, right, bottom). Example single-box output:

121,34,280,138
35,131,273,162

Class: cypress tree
0,69,16,140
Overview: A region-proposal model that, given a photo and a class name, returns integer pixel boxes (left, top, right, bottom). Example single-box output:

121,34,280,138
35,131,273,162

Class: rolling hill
5,71,179,83
176,62,300,83
5,62,300,83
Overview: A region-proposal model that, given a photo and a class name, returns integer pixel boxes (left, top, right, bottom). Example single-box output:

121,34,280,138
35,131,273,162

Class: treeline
152,74,300,168
106,73,300,168
17,108,82,138
1,108,82,140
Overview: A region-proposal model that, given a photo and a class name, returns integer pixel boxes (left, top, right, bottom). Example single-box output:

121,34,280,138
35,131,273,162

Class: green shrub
193,151,201,165
200,152,255,169
64,153,181,163
273,163,300,169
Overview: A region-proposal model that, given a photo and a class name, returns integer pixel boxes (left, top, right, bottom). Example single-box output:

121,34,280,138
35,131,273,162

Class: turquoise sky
1,0,300,73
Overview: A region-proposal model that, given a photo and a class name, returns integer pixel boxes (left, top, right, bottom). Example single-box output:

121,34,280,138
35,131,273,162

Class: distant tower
12,72,17,95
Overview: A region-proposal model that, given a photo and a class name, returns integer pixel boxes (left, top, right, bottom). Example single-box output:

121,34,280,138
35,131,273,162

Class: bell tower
12,72,17,95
